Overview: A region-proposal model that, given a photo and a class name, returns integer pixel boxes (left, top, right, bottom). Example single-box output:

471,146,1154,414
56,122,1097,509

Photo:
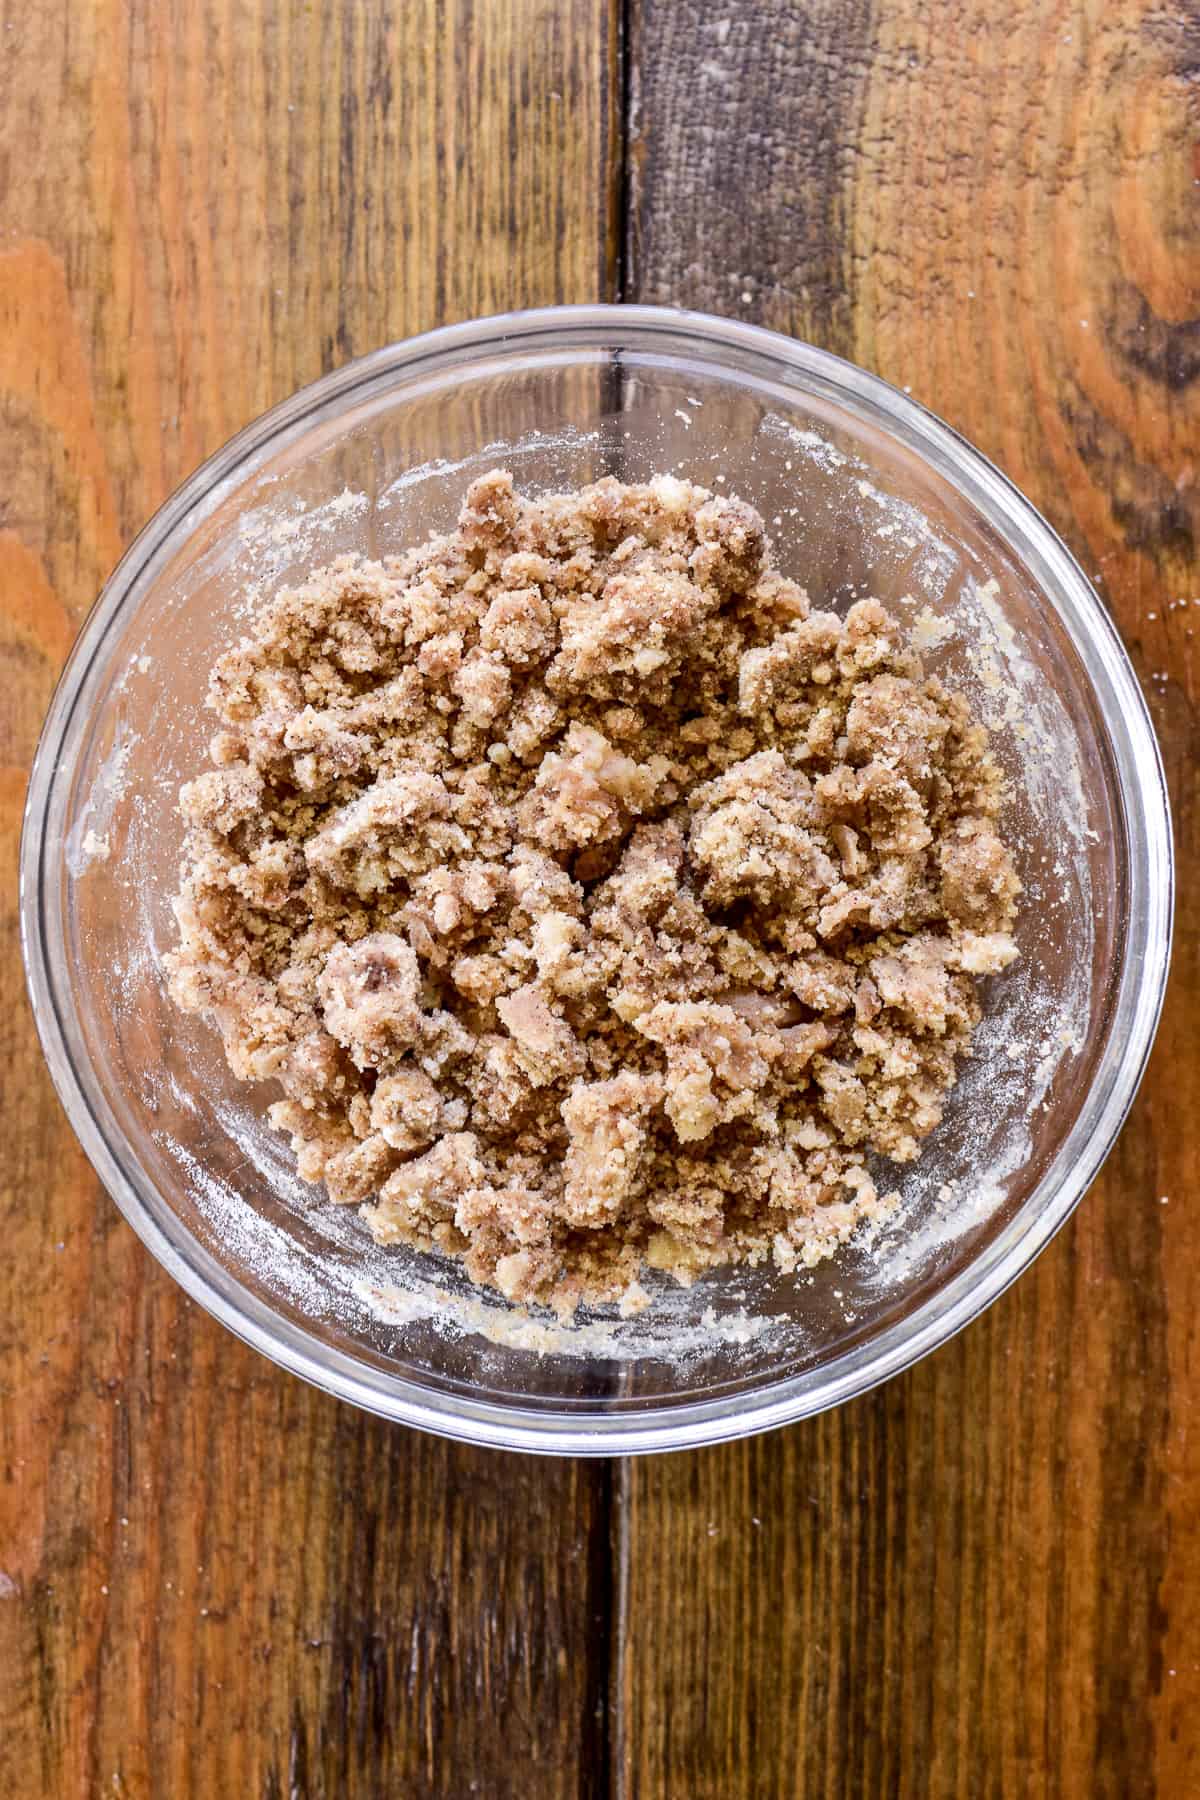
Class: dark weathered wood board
620,2,1198,1795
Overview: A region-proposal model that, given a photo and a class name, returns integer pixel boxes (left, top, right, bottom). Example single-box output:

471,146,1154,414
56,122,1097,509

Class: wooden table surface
1,2,1196,1794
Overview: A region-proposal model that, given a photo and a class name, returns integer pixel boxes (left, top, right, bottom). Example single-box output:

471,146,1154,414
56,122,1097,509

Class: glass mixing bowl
21,306,1172,1454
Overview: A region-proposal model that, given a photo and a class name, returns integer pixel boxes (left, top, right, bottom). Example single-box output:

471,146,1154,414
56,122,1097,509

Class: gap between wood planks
601,8,644,1793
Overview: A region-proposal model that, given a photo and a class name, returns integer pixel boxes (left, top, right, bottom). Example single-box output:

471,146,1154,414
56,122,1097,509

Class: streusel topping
167,472,1020,1315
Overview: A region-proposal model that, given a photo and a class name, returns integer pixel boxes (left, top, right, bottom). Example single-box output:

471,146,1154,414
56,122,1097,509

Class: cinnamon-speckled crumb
167,471,1020,1316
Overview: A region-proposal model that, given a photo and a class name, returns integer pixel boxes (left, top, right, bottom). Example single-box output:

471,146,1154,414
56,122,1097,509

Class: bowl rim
20,302,1174,1455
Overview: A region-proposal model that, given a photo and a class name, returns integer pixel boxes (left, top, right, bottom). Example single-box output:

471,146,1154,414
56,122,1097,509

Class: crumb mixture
167,471,1020,1315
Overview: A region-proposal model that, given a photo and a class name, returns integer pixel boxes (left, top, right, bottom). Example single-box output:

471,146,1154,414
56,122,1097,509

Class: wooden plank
620,2,1198,1795
0,2,619,1795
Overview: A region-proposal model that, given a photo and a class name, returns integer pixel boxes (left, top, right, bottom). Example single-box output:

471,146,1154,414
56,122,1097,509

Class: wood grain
620,1,1198,1795
0,2,619,1796
4,0,1198,1794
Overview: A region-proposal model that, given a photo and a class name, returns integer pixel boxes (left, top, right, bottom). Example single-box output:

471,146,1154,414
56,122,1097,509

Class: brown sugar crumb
166,471,1021,1316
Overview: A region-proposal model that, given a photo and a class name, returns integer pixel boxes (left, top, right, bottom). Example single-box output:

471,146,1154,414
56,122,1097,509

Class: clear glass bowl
21,306,1172,1454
